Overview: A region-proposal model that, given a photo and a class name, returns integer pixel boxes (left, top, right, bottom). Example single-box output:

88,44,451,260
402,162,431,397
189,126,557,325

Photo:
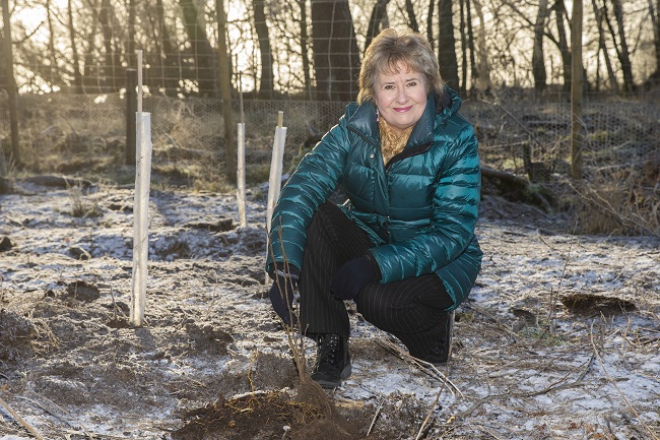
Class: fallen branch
416,325,455,440
375,337,462,397
0,395,46,440
455,352,595,420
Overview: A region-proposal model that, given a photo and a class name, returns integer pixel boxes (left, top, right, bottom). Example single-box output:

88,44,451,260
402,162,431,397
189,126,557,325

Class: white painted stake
237,122,247,228
266,111,286,235
131,50,152,327
265,111,287,283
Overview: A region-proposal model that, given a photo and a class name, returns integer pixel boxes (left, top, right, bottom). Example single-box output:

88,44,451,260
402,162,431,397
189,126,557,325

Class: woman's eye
407,81,418,87
384,84,394,90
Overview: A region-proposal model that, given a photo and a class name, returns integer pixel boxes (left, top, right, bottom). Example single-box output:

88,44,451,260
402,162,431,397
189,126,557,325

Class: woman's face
373,62,427,135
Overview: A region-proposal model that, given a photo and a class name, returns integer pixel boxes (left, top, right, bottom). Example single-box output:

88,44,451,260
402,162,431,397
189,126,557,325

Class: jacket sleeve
369,124,481,283
266,119,350,275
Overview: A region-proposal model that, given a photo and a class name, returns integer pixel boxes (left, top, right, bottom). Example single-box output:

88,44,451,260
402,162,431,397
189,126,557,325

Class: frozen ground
0,178,659,439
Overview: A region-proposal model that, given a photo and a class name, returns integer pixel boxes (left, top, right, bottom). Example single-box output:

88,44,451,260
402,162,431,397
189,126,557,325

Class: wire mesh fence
1,0,659,234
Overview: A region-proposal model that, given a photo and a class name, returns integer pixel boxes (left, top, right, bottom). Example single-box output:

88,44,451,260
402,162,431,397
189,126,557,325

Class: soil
0,177,659,440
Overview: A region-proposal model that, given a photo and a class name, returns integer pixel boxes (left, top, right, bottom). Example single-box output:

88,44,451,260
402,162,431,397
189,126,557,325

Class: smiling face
373,62,428,135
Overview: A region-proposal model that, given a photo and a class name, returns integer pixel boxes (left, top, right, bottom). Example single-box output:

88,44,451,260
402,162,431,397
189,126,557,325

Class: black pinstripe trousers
298,201,454,359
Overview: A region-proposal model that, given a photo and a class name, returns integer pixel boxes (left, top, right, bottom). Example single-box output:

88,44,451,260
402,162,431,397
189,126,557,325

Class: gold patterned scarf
378,117,414,165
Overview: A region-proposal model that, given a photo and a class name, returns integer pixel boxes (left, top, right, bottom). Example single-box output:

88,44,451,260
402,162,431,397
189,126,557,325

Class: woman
266,28,482,388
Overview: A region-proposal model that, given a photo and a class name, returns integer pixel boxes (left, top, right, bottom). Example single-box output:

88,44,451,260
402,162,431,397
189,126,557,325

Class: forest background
1,0,659,234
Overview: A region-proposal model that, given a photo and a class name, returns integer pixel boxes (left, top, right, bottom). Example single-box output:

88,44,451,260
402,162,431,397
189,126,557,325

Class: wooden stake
265,112,287,283
131,50,152,327
237,122,247,227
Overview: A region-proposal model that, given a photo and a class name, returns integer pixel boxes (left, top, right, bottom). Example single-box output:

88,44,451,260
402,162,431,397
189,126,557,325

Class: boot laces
318,334,340,366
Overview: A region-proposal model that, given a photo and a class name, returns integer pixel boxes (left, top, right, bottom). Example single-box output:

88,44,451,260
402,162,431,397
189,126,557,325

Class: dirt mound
172,387,369,440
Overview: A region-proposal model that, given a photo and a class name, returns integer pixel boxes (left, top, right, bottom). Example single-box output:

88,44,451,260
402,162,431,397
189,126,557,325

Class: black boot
423,311,454,366
310,334,351,388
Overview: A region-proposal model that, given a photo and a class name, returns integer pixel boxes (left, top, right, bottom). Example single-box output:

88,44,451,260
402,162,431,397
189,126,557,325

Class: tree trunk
459,0,467,95
437,0,459,89
652,0,660,75
310,0,361,101
1,0,20,164
532,0,550,94
68,0,83,93
98,0,120,91
404,0,419,33
472,0,492,95
46,0,57,92
466,0,477,97
571,0,583,181
610,0,635,93
179,0,217,97
154,0,179,96
365,0,391,52
603,0,635,93
216,0,236,184
298,0,312,99
427,0,434,50
553,0,572,92
127,0,136,69
591,0,617,91
252,0,274,98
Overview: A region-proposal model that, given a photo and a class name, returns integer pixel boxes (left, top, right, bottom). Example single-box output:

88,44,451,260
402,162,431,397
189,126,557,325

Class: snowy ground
0,178,659,440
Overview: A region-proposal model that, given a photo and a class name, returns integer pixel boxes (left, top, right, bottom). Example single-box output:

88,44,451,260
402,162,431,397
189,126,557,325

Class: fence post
126,68,137,165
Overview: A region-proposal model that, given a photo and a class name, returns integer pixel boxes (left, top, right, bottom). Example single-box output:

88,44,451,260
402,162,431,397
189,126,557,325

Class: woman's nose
396,88,407,103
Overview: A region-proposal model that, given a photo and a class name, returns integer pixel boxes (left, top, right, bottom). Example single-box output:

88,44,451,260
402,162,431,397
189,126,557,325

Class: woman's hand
330,255,379,300
268,266,300,325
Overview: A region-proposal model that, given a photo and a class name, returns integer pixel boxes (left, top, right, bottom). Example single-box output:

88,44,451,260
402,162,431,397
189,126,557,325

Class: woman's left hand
330,255,379,300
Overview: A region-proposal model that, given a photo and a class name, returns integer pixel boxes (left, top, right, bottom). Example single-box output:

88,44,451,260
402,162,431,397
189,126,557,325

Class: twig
376,337,462,397
473,423,509,440
365,401,383,436
416,329,455,440
463,304,519,340
0,395,46,440
589,321,660,440
456,371,586,420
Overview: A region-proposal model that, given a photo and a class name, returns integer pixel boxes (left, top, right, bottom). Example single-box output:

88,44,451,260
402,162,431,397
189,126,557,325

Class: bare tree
310,0,361,101
437,0,459,89
46,0,57,92
591,0,617,91
466,0,478,96
150,0,180,96
179,0,217,97
427,0,434,50
67,0,83,93
97,0,121,91
298,0,312,99
127,0,136,68
647,0,660,86
365,0,391,52
460,0,468,95
216,0,235,183
404,0,419,33
1,0,20,164
553,0,572,92
471,0,492,95
532,0,550,94
601,0,635,93
252,0,274,98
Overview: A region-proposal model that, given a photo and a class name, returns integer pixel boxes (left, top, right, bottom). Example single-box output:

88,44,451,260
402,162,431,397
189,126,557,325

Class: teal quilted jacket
266,87,482,309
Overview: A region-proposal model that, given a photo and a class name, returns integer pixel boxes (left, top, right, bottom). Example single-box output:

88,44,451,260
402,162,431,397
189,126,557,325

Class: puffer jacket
266,87,482,309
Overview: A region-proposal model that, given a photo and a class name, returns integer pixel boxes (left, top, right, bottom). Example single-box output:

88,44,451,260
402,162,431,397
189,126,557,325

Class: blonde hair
357,28,444,104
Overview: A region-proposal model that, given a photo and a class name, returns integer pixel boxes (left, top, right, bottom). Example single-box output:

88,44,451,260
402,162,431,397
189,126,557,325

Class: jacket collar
345,86,462,148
